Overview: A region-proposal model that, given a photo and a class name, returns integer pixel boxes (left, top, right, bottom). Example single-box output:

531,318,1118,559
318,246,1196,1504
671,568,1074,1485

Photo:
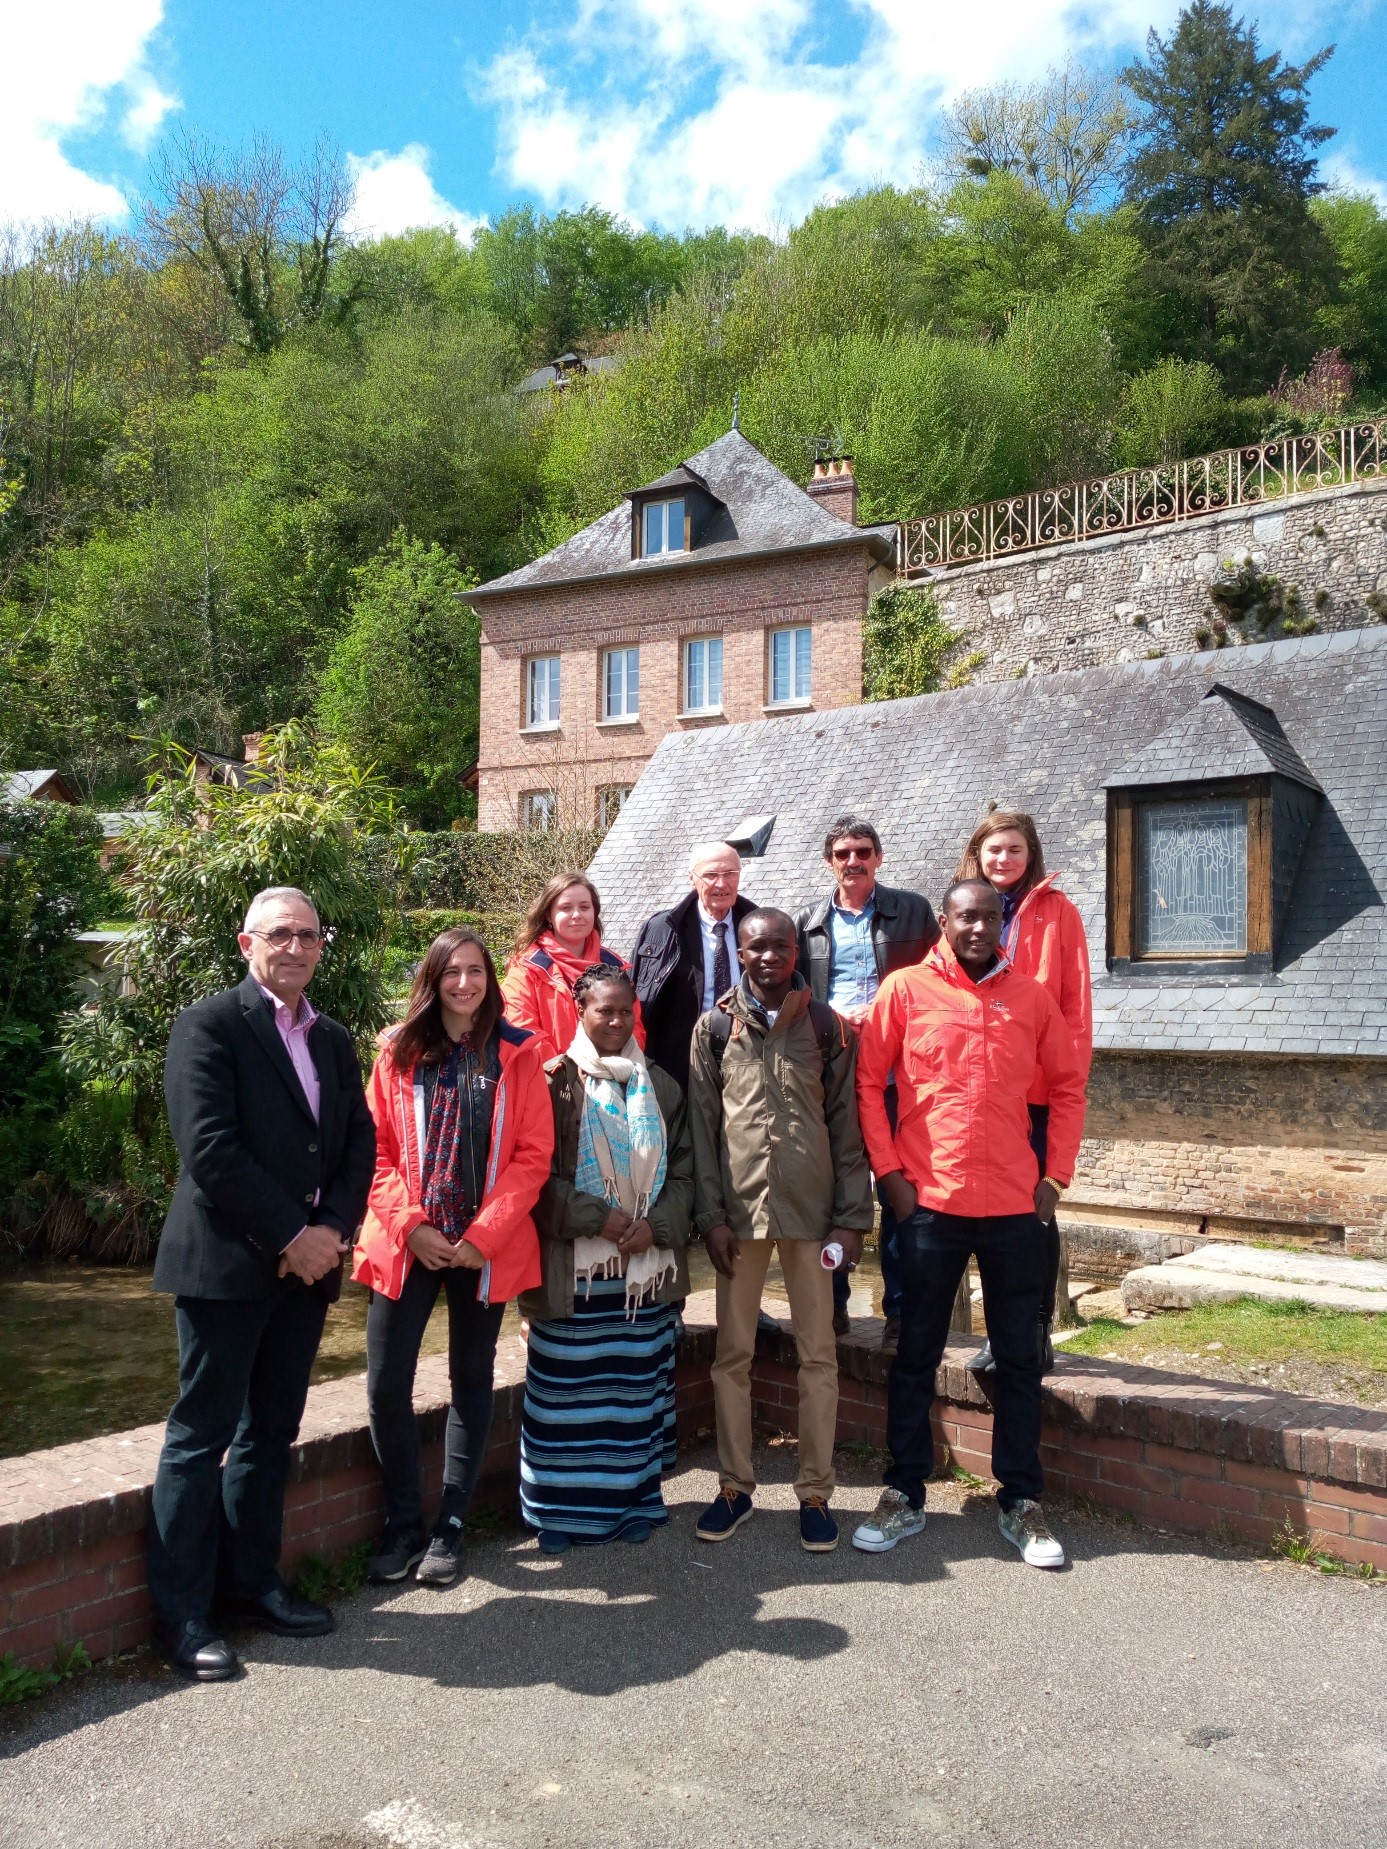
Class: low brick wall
2,1299,1383,1670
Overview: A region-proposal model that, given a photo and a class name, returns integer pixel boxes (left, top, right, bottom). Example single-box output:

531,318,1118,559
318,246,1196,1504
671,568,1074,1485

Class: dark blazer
154,974,376,1301
631,889,757,1091
795,882,940,1007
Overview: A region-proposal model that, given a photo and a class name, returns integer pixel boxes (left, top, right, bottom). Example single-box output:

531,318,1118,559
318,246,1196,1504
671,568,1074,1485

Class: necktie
711,920,731,1000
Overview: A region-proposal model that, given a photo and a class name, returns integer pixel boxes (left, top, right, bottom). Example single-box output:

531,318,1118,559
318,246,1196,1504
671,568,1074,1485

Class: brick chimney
241,732,264,765
806,455,858,524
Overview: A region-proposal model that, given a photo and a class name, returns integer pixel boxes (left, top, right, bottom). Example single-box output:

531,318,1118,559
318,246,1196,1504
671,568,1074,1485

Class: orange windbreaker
352,1020,552,1303
500,945,645,1064
1002,873,1093,1107
856,940,1087,1218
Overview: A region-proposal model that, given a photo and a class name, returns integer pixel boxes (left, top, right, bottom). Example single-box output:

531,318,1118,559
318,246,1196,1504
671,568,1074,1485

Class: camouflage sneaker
998,1499,1066,1569
851,1488,926,1553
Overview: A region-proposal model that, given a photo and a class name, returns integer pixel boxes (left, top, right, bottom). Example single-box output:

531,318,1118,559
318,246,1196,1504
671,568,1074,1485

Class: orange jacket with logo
500,945,645,1064
1002,874,1093,1107
352,1020,552,1303
856,940,1086,1218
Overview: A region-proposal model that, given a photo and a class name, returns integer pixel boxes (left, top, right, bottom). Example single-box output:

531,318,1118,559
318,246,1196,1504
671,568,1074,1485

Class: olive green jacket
688,979,874,1244
520,1055,693,1322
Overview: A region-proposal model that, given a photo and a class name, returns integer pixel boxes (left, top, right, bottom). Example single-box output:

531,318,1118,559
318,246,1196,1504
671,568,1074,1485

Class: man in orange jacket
851,879,1086,1569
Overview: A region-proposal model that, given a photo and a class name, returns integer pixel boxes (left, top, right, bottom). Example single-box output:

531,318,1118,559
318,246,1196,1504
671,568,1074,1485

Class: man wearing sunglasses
796,817,939,1347
147,886,375,1682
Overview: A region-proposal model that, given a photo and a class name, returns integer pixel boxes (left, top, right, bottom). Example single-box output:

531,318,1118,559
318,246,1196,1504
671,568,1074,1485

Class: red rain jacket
352,1020,552,1303
1002,873,1093,1106
856,939,1087,1219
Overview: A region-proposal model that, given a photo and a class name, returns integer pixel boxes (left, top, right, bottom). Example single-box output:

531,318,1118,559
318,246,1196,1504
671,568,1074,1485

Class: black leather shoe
154,1618,239,1682
225,1583,334,1637
965,1339,997,1376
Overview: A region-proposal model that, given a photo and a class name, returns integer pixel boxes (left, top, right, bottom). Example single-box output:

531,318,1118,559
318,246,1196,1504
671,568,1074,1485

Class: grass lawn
1064,1296,1387,1405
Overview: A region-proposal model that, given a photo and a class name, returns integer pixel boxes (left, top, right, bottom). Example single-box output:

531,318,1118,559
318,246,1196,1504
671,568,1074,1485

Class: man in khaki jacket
688,907,873,1552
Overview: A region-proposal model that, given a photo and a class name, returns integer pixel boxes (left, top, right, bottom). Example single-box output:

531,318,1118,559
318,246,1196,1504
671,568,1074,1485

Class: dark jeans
835,1084,903,1320
366,1260,504,1538
147,1282,329,1624
885,1207,1049,1511
1028,1104,1062,1324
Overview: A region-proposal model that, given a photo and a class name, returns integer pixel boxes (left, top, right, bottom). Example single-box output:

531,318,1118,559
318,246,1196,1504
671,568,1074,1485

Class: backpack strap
707,998,841,1084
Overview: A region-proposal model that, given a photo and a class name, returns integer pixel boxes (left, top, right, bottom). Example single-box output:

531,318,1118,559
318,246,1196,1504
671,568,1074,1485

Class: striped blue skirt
520,1276,678,1542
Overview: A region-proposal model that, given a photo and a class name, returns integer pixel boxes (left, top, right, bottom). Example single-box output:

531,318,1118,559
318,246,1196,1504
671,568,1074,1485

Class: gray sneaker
998,1499,1065,1569
415,1516,466,1588
851,1487,926,1553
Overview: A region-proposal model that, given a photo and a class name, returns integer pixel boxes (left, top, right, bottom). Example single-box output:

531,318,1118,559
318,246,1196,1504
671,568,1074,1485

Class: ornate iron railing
896,420,1387,575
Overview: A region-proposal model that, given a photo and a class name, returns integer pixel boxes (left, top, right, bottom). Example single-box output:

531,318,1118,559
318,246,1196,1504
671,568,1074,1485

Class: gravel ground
2,1443,1385,1849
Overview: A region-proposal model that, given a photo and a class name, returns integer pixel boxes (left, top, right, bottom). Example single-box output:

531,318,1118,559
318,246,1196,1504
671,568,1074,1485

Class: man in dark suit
631,840,756,1092
147,886,375,1681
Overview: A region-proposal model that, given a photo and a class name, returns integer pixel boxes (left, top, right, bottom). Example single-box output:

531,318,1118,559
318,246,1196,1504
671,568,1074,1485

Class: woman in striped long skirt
519,966,693,1551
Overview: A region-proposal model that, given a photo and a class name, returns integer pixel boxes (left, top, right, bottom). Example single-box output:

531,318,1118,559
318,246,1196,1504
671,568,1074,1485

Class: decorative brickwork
4,1299,1385,1671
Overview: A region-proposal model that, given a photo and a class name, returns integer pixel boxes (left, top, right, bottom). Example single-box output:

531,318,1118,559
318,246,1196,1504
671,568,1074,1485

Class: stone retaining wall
924,477,1387,680
3,1299,1384,1671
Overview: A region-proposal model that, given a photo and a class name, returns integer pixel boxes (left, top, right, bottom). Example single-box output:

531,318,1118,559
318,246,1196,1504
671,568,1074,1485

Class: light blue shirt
827,895,878,1013
699,904,739,1012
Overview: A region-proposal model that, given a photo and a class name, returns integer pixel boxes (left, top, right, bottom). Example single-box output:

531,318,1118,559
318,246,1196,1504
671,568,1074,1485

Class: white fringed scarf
568,1026,676,1317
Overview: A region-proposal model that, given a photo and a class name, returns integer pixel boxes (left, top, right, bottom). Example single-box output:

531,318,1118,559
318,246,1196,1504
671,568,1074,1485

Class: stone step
1122,1242,1387,1315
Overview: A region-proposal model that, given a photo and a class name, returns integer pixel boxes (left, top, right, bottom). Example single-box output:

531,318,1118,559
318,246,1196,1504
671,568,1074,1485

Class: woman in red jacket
501,872,643,1063
355,926,553,1587
955,811,1092,1372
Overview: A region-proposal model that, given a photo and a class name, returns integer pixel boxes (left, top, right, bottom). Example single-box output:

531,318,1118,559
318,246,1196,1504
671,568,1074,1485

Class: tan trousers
711,1237,838,1501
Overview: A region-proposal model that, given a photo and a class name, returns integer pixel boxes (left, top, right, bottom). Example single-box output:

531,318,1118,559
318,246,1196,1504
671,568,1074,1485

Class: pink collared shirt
257,982,320,1122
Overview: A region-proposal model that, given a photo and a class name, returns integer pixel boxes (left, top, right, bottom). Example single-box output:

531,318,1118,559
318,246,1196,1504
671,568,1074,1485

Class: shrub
1117,356,1228,465
863,583,981,700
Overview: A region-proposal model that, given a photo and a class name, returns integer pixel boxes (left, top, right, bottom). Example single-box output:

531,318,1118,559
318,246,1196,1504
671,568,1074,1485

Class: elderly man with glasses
796,816,939,1345
146,886,376,1681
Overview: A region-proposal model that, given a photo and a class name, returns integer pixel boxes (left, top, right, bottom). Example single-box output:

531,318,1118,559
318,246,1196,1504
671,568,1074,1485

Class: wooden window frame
1107,776,1272,978
633,496,691,559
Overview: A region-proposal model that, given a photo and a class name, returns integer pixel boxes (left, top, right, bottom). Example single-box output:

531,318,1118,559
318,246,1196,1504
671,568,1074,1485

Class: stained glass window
1138,799,1247,955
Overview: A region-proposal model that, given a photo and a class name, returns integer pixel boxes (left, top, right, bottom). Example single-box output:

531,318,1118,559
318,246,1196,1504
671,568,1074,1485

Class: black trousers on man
884,1207,1049,1510
147,1282,328,1624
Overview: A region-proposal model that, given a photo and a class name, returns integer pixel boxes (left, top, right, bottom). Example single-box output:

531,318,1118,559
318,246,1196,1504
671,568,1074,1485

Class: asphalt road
3,1444,1384,1849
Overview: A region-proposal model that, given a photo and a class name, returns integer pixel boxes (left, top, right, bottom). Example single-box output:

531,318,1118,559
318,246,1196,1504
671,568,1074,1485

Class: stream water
0,1247,889,1458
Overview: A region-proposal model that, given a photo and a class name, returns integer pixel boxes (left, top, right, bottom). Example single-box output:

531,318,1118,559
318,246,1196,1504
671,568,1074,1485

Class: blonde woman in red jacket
354,926,553,1588
955,811,1092,1373
501,872,644,1063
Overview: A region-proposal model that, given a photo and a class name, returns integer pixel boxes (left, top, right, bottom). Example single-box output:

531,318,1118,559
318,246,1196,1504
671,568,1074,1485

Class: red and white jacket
352,1019,552,1303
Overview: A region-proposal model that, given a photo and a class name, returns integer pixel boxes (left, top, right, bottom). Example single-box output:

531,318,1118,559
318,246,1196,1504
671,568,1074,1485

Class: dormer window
642,498,686,557
1104,685,1322,981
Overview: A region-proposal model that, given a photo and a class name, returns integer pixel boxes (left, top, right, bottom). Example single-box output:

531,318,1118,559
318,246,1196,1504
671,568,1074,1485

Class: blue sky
4,0,1385,238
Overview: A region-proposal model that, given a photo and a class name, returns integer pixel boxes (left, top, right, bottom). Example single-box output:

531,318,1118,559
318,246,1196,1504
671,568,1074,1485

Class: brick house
467,429,894,832
591,627,1387,1260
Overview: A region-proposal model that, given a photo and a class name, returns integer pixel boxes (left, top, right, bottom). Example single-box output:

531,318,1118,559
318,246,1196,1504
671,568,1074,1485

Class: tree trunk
1052,1227,1081,1330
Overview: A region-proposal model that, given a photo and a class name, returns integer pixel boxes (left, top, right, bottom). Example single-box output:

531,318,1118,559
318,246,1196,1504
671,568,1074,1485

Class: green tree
58,724,398,1233
1313,194,1387,390
1116,355,1229,464
318,533,480,827
1122,1,1339,388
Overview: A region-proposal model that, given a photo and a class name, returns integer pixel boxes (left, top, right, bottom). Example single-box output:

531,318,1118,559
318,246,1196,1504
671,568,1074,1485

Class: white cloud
478,0,1189,232
0,0,176,226
1321,150,1387,210
343,144,483,242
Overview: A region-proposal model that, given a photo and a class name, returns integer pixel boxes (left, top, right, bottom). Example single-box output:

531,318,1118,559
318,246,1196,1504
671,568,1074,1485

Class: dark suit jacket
153,974,376,1301
631,889,757,1091
795,882,940,1006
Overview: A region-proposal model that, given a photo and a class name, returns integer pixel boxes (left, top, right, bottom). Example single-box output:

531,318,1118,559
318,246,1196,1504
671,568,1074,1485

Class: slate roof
2,769,77,803
590,627,1387,1059
469,430,894,600
1105,684,1322,792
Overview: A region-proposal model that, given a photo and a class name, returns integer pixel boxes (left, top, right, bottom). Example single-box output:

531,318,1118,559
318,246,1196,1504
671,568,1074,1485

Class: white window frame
525,655,561,730
766,625,812,708
597,784,633,829
682,635,724,716
519,790,557,831
641,497,687,557
601,646,640,722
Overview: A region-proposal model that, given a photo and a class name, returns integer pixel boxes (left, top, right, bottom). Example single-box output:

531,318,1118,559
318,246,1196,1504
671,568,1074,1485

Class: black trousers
147,1282,329,1624
366,1260,504,1538
884,1207,1049,1510
1028,1104,1062,1325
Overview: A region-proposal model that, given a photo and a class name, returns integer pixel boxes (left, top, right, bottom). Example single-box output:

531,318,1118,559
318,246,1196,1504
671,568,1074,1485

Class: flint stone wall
925,477,1387,679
